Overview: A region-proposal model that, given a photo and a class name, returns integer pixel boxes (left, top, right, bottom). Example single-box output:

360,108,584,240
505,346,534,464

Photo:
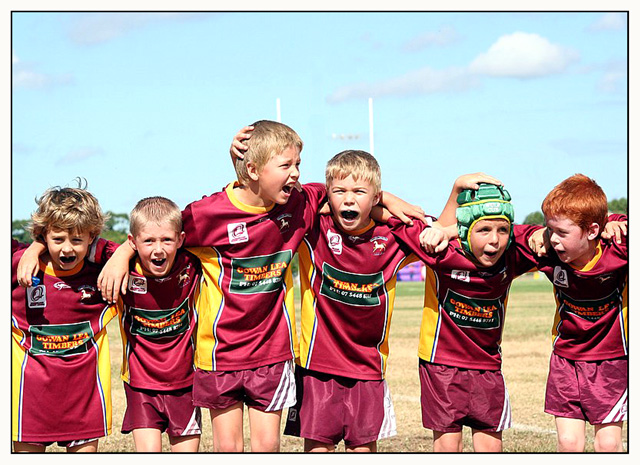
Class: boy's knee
250,435,280,452
557,433,584,452
214,437,243,453
594,434,622,452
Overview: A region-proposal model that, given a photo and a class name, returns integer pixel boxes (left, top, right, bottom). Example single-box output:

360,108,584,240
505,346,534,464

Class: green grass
47,273,627,453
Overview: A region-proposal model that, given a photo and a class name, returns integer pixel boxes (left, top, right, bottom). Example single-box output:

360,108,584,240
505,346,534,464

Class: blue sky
11,10,629,224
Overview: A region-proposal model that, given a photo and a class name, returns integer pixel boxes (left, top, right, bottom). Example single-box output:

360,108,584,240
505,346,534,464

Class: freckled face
468,219,511,268
257,145,301,205
545,216,596,268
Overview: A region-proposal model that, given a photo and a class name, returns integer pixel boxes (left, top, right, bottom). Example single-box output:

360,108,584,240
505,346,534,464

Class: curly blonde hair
29,180,108,240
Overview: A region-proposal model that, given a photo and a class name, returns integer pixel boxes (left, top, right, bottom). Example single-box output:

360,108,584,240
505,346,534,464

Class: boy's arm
97,241,136,304
16,240,46,287
601,217,627,244
438,173,503,227
527,227,551,257
418,223,455,254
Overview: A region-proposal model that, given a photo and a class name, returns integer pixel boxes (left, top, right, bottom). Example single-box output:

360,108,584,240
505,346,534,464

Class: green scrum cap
456,183,515,254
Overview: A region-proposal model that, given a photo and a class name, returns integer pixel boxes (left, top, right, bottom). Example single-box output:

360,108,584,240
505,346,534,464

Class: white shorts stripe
266,360,297,412
497,376,512,432
603,389,628,424
377,380,397,440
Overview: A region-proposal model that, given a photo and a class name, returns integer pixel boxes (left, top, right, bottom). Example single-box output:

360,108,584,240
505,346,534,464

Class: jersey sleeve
87,237,122,265
511,223,543,275
388,216,442,266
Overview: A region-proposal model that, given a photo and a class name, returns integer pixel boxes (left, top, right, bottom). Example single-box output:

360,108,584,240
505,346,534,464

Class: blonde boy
12,185,116,452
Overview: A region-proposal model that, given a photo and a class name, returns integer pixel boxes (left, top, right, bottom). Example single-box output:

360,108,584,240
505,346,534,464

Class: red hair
542,174,608,232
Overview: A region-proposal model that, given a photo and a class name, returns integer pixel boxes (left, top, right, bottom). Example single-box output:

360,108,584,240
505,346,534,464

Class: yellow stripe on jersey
11,336,27,441
418,267,441,362
621,277,628,348
116,300,131,384
187,246,225,371
551,292,563,348
297,240,318,368
282,263,299,359
94,327,113,436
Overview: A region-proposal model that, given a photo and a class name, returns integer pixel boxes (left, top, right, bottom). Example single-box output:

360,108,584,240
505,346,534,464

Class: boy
98,197,202,452
534,174,627,452
391,182,542,452
283,150,453,452
99,121,422,452
11,185,116,452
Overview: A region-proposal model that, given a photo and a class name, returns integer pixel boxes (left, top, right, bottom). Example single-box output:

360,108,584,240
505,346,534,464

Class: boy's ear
373,192,382,206
246,161,261,182
177,231,185,248
127,234,137,251
586,222,600,241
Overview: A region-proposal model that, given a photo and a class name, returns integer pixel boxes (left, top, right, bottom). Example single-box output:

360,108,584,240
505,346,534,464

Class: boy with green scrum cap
390,182,541,452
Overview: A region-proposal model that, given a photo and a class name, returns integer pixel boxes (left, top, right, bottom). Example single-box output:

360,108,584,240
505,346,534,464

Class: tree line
522,197,628,225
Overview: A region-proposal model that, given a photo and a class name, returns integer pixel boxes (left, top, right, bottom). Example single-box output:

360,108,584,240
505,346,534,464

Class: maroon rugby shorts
544,352,627,424
193,360,296,412
283,366,396,447
419,359,511,432
121,383,202,437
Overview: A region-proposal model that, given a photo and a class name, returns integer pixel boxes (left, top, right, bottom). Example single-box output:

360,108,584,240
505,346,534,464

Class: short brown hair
29,181,108,240
325,150,381,195
542,174,608,232
129,196,182,237
234,120,303,185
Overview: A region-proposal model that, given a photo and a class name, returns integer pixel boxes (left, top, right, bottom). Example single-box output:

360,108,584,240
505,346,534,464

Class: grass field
50,273,627,453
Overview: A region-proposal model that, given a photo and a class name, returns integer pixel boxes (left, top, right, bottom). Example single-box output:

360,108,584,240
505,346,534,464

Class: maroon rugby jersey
12,247,117,442
298,215,419,380
535,214,628,361
391,220,540,370
182,182,326,371
92,239,201,390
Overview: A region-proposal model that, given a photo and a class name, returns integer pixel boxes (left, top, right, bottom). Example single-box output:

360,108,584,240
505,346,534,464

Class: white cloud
67,12,211,46
12,52,74,90
588,13,627,32
469,32,579,79
403,25,461,52
56,148,105,166
327,66,479,103
598,71,626,94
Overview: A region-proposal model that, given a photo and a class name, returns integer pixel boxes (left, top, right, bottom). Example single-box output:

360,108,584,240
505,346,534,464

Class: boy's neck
569,240,600,270
232,182,275,209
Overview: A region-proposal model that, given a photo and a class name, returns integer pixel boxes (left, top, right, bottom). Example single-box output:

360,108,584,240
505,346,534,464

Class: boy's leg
248,406,283,452
210,403,244,452
433,431,463,452
555,417,586,452
66,439,99,453
594,422,624,452
169,434,201,452
346,441,377,452
132,428,163,452
471,430,502,452
13,442,46,453
304,439,336,452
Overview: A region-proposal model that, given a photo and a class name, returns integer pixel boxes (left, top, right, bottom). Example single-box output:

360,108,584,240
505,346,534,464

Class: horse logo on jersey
178,266,191,288
129,276,148,294
277,213,292,233
27,284,46,308
553,266,569,288
327,229,343,255
371,236,388,256
451,270,471,283
54,282,72,290
78,285,97,302
228,222,249,244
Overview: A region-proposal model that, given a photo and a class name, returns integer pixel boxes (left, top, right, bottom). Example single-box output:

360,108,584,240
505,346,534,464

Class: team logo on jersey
595,273,614,284
451,270,470,283
228,222,249,244
78,285,96,303
27,284,47,309
129,298,191,338
287,408,298,422
129,276,148,294
371,236,388,256
29,321,93,356
54,282,72,290
320,263,384,307
277,213,292,232
327,229,343,255
178,265,192,288
553,266,569,288
348,235,364,243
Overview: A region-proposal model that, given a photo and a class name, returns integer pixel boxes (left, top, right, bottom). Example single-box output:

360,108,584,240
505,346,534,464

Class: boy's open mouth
282,185,292,194
151,258,166,267
59,256,76,264
340,210,359,221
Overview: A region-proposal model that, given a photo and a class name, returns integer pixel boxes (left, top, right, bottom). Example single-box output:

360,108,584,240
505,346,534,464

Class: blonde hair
29,180,108,240
129,196,182,238
325,150,381,195
235,120,303,185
